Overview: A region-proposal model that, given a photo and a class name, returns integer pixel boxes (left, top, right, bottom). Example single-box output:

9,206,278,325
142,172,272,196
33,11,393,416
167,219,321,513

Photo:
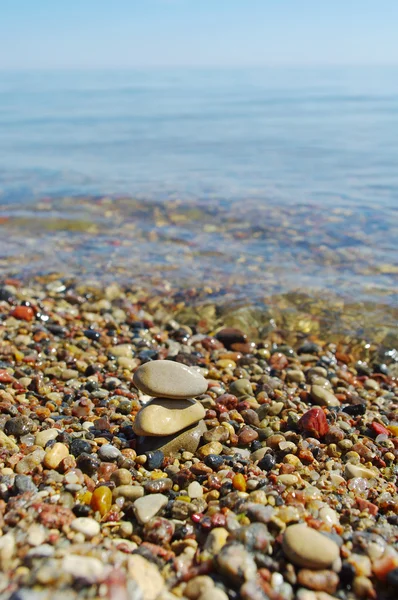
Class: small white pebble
188,481,203,499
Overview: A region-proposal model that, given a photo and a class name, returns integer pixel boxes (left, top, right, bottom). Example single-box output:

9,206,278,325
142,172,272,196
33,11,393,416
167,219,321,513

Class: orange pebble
11,306,35,321
91,485,112,515
232,473,247,492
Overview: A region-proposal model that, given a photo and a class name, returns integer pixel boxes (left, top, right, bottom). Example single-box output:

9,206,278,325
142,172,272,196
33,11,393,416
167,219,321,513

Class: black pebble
70,438,92,457
258,454,276,472
387,567,398,588
76,453,100,476
342,404,366,416
72,504,91,517
339,562,356,587
297,341,321,355
145,450,164,471
46,324,67,336
219,481,233,496
251,440,262,451
84,329,101,341
4,417,34,438
204,454,224,470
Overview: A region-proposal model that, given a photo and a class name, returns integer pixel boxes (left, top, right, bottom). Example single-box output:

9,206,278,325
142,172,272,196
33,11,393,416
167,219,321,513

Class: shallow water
0,67,397,342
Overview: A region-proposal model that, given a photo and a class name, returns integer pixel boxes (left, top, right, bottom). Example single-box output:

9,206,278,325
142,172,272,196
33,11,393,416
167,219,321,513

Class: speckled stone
132,398,205,436
133,359,208,399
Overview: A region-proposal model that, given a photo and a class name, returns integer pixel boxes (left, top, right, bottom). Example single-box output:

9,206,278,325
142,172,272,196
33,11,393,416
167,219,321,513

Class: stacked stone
132,360,208,455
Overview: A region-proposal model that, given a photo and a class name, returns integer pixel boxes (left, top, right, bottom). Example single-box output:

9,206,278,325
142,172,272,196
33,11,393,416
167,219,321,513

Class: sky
0,0,397,69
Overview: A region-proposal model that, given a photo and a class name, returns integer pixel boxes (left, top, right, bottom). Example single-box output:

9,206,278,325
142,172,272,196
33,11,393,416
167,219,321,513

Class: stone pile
132,360,208,455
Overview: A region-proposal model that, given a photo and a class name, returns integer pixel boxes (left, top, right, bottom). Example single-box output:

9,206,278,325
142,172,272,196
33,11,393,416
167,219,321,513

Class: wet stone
110,468,132,486
202,426,229,443
344,463,377,480
91,486,112,515
297,569,339,594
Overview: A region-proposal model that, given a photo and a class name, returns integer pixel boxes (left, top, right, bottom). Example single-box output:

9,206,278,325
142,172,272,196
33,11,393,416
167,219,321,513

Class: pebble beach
0,276,397,600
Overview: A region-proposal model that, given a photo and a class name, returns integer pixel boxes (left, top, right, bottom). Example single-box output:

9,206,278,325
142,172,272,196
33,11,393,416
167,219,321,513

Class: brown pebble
238,425,258,445
215,328,248,349
297,569,339,594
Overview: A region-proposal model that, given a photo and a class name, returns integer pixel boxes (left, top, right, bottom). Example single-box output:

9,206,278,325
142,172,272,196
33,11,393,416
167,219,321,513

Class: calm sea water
0,67,397,341
1,67,398,204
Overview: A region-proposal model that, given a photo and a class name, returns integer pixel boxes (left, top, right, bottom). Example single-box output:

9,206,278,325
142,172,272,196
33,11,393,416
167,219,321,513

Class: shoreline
0,276,397,599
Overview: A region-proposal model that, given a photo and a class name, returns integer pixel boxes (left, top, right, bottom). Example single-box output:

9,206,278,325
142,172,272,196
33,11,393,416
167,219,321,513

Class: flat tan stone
133,360,208,399
344,463,377,480
137,420,207,456
133,398,205,436
282,524,340,569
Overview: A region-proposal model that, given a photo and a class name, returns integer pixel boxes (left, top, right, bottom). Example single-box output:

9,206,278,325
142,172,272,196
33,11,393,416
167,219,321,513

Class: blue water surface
0,66,397,206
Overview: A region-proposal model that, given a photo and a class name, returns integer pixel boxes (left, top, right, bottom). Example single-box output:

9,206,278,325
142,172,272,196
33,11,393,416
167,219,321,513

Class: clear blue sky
1,0,397,69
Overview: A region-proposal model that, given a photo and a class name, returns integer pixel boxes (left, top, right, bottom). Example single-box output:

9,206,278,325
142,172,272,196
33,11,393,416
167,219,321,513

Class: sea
0,67,397,342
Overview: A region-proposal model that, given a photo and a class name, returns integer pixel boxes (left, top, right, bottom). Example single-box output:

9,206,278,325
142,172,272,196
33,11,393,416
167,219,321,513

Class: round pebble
133,359,208,399
282,524,340,569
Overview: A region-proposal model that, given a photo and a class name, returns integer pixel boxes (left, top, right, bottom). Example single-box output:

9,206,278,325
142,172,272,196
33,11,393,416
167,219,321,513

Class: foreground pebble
282,524,340,569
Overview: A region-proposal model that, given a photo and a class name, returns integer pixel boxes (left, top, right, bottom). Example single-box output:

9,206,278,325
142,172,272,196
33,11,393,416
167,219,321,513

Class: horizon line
0,62,398,73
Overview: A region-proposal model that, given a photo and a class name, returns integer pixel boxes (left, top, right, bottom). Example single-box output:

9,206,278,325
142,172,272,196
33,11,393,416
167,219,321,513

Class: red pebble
298,407,329,438
216,394,238,410
10,306,35,321
371,422,390,437
270,353,289,370
211,512,226,528
191,513,202,523
356,497,379,516
0,370,13,384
